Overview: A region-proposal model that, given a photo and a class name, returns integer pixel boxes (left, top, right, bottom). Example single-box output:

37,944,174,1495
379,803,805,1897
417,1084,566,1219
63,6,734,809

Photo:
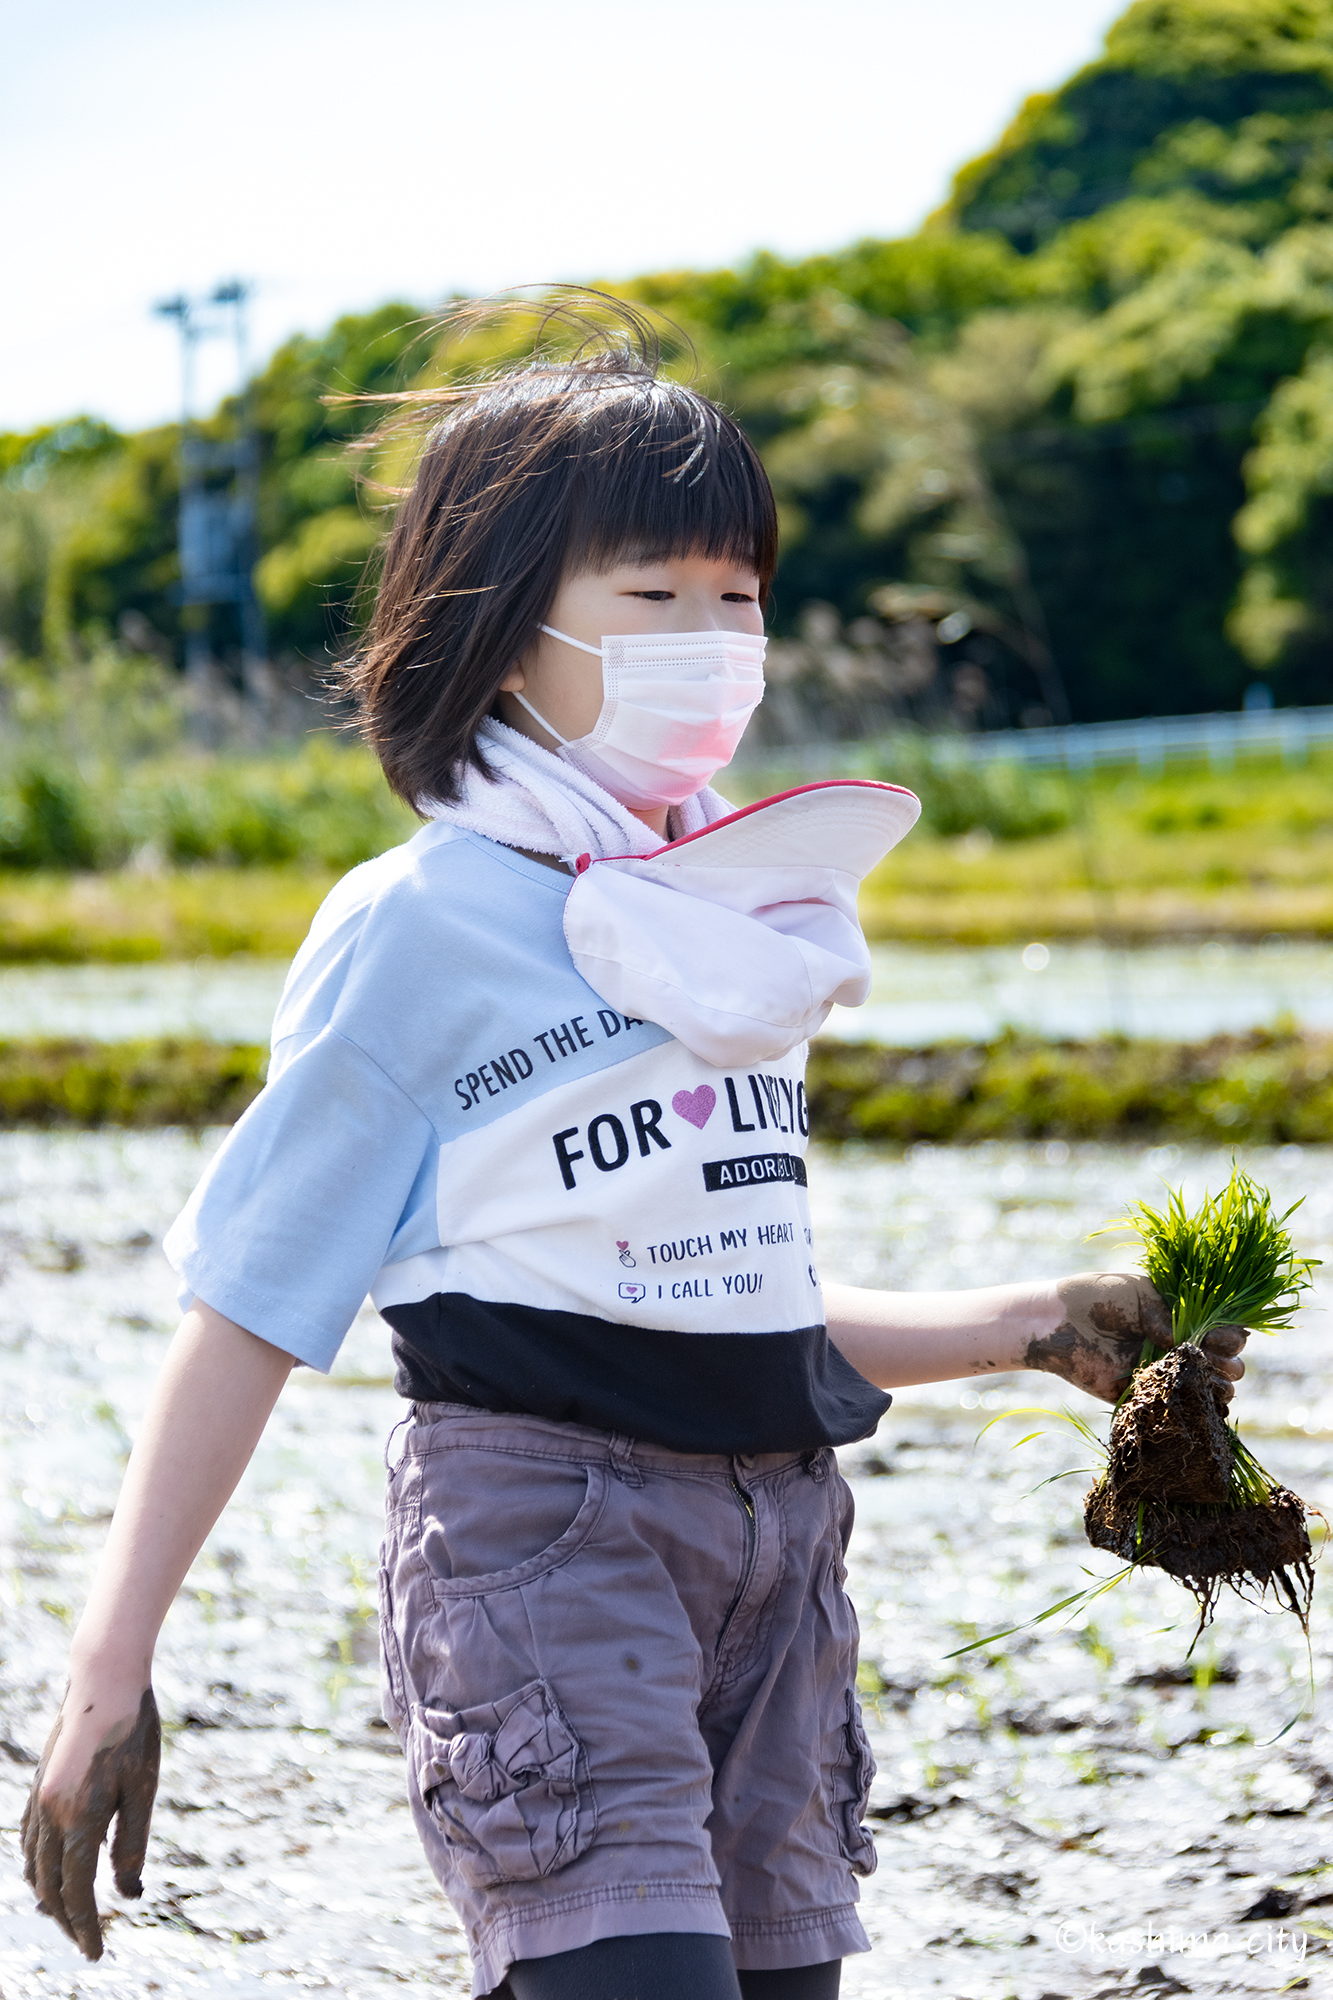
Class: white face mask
510,624,767,809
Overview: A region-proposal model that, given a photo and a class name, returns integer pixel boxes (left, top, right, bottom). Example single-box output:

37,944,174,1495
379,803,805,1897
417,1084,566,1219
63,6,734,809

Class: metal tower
153,282,267,701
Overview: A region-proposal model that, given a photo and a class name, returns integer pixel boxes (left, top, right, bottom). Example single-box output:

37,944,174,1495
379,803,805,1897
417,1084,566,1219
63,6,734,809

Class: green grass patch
0,737,418,873
4,1027,1331,1135
0,866,339,961
0,1038,266,1126
0,746,1329,959
805,1028,1333,1145
729,748,1333,942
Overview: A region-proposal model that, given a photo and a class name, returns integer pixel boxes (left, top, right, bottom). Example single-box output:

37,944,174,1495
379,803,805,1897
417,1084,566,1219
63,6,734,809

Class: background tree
6,0,1333,723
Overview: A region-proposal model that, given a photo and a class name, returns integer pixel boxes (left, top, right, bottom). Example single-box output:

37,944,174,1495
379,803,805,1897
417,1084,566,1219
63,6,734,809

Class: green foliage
6,1028,1331,1135
0,740,415,873
805,1028,1333,1143
127,742,417,871
0,718,1308,944
1104,1,1333,82
0,1038,266,1127
2,306,421,668
0,647,184,767
698,0,1333,710
947,0,1333,251
0,867,342,963
0,651,416,871
245,301,422,656
855,740,1072,840
0,764,99,869
630,233,1039,358
11,1,1333,717
0,420,124,657
253,505,380,619
932,0,1333,706
1107,1165,1320,1341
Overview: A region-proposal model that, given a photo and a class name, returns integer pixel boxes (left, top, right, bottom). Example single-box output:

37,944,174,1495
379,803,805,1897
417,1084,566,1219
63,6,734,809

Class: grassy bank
0,1038,267,1126
805,1028,1333,1145
2,748,1328,960
0,866,339,961
742,749,1333,943
857,835,1333,944
2,1029,1330,1140
4,846,1330,963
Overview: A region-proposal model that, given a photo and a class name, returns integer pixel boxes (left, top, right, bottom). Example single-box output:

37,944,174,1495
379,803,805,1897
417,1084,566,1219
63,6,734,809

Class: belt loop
803,1447,828,1482
609,1434,644,1488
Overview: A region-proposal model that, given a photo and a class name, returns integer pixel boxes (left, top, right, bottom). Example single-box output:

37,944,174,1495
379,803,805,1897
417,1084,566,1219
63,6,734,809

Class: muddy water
0,1135,1329,1998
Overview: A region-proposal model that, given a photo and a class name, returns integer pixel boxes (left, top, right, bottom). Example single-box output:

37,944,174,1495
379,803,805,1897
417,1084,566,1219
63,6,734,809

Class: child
21,302,1248,2000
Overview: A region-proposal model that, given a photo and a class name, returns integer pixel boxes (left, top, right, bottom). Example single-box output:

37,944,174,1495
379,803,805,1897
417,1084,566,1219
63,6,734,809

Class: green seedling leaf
1018,1466,1097,1499
943,1563,1137,1658
974,1405,1108,1455
1094,1164,1320,1349
973,1405,1053,1441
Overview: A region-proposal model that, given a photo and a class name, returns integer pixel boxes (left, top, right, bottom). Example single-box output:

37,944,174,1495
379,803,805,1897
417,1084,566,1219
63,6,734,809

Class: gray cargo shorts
378,1402,878,1997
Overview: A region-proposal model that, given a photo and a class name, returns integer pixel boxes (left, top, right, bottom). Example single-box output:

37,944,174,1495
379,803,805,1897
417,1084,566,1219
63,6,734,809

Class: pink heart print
616,1240,629,1251
671,1085,716,1130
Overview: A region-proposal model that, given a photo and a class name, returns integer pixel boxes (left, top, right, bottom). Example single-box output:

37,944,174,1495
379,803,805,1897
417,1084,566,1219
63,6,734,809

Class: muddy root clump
1086,1477,1315,1635
1103,1344,1233,1506
1084,1344,1317,1635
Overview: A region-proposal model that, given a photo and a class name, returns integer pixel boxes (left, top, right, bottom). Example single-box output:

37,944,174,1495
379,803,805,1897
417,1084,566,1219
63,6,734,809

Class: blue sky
4,0,1127,431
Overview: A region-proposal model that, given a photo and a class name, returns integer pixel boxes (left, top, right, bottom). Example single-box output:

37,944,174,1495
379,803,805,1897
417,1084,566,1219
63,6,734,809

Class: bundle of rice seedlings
1085,1167,1322,1636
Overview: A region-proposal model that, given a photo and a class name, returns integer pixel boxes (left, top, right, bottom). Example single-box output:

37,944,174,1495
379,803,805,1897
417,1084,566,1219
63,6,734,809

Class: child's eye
629,590,675,602
721,592,756,603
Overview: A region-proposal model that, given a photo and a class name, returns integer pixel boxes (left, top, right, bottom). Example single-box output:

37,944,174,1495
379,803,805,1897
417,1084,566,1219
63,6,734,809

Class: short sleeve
163,1027,436,1370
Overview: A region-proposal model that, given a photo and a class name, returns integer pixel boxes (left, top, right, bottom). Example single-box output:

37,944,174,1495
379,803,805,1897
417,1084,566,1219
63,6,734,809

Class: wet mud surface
0,1132,1329,1997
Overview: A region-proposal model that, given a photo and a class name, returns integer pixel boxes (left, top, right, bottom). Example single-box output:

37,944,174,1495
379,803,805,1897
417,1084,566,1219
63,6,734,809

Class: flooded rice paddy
0,1133,1330,1998
0,961,290,1046
3,937,1333,1048
837,938,1333,1045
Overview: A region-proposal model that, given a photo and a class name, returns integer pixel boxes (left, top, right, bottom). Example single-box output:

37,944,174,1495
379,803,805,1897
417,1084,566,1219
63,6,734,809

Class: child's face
498,549,763,750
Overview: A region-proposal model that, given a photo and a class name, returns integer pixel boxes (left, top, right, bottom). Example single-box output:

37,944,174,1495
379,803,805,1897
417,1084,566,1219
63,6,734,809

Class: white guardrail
731,703,1333,775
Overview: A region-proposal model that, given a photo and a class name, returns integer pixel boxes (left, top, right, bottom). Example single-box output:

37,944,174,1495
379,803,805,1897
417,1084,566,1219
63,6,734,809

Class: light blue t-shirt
164,818,887,1452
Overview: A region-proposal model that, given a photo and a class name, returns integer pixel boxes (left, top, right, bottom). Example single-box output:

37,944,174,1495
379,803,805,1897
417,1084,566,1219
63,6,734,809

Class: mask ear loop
510,688,571,745
539,624,604,656
513,626,606,743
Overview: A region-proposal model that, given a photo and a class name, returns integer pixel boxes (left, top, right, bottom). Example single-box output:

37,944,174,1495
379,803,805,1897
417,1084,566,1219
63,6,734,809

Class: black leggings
494,1933,840,2000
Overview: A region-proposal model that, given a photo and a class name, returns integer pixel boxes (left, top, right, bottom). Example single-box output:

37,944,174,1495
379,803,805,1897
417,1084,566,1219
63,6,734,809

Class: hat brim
647,780,921,881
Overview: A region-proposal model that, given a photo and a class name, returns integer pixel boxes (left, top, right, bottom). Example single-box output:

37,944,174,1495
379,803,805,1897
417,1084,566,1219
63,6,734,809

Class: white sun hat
563,779,921,1068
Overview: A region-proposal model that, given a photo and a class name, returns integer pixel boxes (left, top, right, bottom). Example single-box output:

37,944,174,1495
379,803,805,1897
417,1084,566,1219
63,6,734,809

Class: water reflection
834,936,1333,1044
1,939,1331,1046
0,959,288,1042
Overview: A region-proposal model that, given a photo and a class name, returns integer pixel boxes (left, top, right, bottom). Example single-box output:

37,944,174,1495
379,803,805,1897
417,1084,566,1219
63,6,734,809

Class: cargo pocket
410,1678,596,1888
830,1688,877,1877
378,1561,408,1732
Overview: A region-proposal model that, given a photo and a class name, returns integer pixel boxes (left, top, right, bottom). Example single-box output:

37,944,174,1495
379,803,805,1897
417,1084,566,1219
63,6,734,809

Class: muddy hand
1196,1322,1248,1403
1028,1272,1248,1405
21,1687,161,1960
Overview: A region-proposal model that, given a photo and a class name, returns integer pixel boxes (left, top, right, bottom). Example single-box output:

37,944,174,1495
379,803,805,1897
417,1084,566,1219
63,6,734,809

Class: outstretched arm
825,1271,1247,1405
22,1301,293,1960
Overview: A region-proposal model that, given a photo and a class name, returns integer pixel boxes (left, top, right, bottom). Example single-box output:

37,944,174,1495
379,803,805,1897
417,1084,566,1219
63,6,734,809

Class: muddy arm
21,1303,293,1959
825,1273,1246,1406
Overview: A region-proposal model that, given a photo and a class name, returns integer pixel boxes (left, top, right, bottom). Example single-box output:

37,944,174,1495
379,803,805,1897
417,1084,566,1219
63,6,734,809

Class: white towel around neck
426,720,920,1067
426,719,731,863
